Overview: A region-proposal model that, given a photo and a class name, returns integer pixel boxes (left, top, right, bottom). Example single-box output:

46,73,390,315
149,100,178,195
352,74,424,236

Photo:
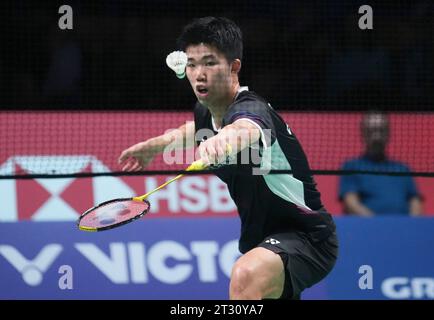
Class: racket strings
78,199,150,230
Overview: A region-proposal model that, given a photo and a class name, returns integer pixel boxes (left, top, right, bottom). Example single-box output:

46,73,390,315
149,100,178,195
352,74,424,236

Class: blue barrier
1,217,433,299
309,217,434,300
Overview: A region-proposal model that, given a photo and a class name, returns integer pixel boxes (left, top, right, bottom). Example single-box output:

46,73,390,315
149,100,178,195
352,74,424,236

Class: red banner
1,111,433,220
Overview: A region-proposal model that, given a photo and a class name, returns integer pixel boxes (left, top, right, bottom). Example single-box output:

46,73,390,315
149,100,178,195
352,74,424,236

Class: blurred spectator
339,112,423,216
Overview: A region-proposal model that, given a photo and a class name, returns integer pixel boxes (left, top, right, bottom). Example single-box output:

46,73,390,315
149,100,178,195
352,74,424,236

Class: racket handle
187,144,232,171
186,159,207,171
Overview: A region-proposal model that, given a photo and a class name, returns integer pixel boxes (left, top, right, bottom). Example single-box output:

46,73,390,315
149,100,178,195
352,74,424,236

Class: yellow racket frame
132,159,207,202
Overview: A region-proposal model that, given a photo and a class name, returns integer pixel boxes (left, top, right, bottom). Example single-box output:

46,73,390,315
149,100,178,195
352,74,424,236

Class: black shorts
258,230,339,300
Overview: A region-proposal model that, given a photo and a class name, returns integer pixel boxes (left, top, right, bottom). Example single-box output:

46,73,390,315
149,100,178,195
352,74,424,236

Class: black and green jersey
194,87,335,253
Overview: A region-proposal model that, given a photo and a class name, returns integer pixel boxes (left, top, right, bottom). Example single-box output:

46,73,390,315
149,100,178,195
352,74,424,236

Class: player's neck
208,82,240,129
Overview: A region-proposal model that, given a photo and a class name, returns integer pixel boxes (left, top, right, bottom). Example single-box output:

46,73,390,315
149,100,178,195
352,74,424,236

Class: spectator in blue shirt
339,112,423,216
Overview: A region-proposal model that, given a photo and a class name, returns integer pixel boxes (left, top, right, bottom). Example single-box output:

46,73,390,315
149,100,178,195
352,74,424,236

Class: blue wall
1,217,433,299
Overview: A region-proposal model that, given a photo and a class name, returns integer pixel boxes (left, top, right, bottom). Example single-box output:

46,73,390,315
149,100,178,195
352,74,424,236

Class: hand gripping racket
77,159,207,232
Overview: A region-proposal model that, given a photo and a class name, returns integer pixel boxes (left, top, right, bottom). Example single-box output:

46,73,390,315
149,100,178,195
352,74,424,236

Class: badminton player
119,17,338,300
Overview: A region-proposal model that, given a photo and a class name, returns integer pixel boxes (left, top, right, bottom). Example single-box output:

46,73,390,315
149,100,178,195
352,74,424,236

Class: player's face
362,114,389,155
185,43,233,107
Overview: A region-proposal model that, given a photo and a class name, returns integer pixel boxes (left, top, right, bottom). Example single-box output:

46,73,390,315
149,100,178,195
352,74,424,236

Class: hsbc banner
0,157,237,221
2,112,434,219
1,217,434,300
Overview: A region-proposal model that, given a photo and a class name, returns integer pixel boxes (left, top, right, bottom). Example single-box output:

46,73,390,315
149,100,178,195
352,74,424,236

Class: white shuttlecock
166,51,188,79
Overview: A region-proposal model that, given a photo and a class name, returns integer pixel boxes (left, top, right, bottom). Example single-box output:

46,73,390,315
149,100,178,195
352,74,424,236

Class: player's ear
231,59,241,74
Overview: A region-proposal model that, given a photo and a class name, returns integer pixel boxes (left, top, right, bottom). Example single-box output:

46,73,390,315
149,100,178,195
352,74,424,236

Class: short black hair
176,16,243,62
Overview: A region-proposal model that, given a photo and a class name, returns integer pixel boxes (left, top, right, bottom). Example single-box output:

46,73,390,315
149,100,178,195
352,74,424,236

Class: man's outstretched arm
118,121,195,171
197,119,261,165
